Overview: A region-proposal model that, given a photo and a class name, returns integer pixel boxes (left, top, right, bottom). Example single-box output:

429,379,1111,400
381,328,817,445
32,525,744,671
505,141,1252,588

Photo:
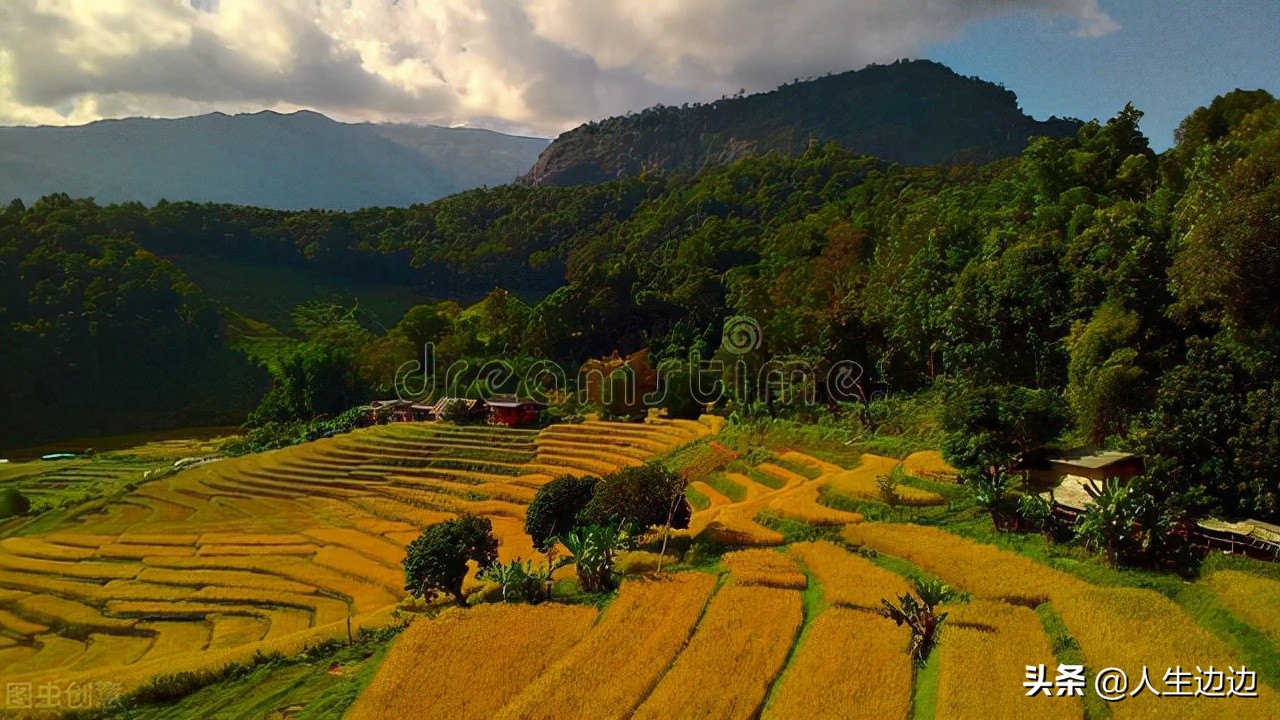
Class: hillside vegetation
521,59,1080,186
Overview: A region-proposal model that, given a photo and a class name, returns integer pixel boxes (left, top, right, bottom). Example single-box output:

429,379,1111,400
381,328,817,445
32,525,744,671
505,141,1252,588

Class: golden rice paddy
492,573,717,720
348,603,598,720
766,608,913,719
936,600,1080,720
6,422,1278,718
0,417,713,695
633,584,802,720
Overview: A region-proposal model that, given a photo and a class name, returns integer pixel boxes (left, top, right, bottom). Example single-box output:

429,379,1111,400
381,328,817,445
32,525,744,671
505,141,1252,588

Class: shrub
524,474,600,550
578,461,692,536
0,487,31,519
440,398,478,424
479,558,555,603
403,515,499,605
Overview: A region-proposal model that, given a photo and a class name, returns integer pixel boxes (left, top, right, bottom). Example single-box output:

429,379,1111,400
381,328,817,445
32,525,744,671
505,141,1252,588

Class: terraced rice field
842,523,1280,719
0,417,714,694
683,450,943,546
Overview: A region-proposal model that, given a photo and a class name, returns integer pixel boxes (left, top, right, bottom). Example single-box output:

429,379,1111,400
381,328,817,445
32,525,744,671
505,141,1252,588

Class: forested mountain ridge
0,111,549,210
520,59,1080,186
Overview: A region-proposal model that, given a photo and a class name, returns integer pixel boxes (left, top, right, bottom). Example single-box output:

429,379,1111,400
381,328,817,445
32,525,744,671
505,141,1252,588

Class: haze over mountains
0,60,1081,209
0,111,550,210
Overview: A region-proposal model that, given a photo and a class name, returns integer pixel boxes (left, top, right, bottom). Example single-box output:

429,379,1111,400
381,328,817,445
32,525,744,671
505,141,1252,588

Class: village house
484,396,545,427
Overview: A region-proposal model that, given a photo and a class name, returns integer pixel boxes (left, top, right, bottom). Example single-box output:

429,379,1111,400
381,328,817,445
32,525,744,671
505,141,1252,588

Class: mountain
522,59,1081,186
0,111,549,210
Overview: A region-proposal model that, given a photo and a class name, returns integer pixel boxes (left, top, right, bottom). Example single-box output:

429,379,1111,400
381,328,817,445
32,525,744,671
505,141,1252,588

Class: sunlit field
0,418,713,694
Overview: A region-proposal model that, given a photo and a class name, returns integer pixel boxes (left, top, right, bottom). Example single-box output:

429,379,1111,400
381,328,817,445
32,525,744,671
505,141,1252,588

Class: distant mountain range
0,111,549,210
522,59,1081,186
1,60,1080,209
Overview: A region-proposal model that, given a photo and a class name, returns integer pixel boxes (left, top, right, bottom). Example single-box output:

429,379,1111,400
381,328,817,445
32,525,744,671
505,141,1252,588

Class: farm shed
1022,447,1144,485
364,399,414,423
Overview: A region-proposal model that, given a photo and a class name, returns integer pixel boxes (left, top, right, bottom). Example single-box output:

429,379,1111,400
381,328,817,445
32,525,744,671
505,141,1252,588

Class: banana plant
558,523,630,593
880,576,965,668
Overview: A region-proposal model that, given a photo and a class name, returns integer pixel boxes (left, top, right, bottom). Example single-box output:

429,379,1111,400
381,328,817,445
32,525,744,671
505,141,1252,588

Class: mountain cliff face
0,111,549,210
522,60,1080,186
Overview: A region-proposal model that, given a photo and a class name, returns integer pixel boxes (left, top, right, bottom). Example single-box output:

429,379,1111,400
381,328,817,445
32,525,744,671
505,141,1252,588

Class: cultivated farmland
0,417,713,694
4,425,1279,719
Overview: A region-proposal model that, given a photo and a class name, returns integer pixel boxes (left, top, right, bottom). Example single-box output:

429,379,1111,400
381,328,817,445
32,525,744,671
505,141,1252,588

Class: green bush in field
525,474,600,550
578,461,691,536
440,398,479,424
403,515,498,606
0,487,30,519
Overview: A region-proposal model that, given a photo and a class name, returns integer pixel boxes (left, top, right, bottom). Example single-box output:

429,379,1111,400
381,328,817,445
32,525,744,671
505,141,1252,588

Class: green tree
0,488,31,519
403,515,499,606
940,384,1069,485
524,475,600,551
248,342,367,426
1065,301,1146,445
578,462,692,536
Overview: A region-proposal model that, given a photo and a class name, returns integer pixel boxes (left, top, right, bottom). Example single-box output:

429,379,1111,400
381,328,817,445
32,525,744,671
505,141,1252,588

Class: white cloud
0,0,1118,135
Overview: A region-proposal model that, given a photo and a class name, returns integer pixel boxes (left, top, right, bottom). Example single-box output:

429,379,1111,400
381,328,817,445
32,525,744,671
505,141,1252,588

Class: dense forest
2,89,1276,523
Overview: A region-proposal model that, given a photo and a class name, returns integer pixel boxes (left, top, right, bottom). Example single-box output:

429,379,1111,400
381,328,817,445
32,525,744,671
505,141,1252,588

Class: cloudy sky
0,0,1276,148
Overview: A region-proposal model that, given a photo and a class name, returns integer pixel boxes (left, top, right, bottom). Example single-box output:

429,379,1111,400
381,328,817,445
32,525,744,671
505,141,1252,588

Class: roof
1038,474,1097,511
431,397,482,414
485,399,542,409
1196,518,1280,545
367,399,411,409
1045,447,1139,470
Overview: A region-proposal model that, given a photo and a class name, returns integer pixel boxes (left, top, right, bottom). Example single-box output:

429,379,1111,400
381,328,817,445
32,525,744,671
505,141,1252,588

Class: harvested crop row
4,635,86,676
633,584,802,720
348,603,597,720
0,607,48,636
936,600,1079,720
766,608,912,720
493,573,718,720
723,549,807,589
789,541,909,610
196,532,312,546
697,517,785,546
1,536,96,561
10,594,135,633
68,633,152,672
765,483,863,525
302,528,405,568
136,567,318,595
208,613,269,649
